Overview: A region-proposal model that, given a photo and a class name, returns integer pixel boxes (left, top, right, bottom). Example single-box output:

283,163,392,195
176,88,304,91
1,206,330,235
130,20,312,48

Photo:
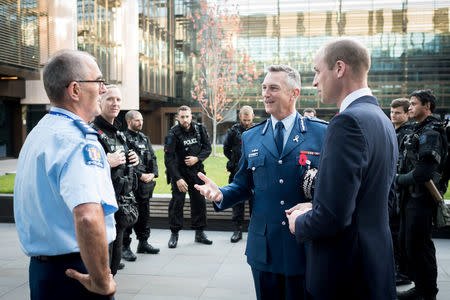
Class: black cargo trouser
399,195,438,297
229,170,254,227
389,209,405,272
110,222,126,276
168,174,207,233
123,193,152,248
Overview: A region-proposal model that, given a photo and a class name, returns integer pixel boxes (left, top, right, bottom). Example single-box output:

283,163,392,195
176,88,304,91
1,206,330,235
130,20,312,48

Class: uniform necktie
275,121,284,155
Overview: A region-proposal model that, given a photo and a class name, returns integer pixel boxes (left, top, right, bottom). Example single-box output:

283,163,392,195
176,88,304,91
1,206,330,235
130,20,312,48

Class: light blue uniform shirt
14,107,118,256
270,111,297,148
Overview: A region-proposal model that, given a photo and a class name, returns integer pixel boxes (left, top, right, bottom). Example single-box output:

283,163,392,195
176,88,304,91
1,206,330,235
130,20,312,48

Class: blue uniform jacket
215,112,327,276
295,96,398,299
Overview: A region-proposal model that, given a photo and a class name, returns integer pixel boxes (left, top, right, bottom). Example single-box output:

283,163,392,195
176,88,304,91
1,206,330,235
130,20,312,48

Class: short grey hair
125,110,141,121
266,65,301,90
43,50,94,104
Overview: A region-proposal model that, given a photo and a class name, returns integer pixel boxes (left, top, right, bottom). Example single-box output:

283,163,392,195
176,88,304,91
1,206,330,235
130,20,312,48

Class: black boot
396,272,412,286
168,232,179,248
397,287,423,300
137,240,160,254
121,245,137,262
117,262,125,270
230,226,242,243
195,230,213,245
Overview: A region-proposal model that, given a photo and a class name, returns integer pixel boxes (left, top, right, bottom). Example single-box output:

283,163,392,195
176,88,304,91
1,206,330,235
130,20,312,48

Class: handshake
285,203,312,235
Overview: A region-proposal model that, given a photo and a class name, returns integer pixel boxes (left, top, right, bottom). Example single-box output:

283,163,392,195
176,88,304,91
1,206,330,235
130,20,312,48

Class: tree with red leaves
190,0,259,156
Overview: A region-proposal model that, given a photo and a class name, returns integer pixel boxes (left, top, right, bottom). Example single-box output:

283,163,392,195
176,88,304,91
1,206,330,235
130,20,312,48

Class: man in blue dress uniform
14,50,117,299
195,65,327,300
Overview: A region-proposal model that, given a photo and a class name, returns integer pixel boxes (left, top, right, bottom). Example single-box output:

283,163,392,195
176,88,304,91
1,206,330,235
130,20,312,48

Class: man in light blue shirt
14,50,118,299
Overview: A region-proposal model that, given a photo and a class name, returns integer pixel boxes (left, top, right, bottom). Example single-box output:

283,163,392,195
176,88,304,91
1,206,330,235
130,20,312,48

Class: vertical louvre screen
0,0,41,71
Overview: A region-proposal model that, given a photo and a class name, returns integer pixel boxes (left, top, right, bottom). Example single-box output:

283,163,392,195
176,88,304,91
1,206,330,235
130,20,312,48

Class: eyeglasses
66,79,106,88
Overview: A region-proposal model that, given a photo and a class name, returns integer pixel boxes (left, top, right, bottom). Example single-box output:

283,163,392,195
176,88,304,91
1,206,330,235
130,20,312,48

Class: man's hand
184,156,199,167
106,150,125,168
194,172,223,202
65,269,116,299
128,150,139,166
140,173,155,183
285,203,312,234
285,203,312,215
176,178,188,193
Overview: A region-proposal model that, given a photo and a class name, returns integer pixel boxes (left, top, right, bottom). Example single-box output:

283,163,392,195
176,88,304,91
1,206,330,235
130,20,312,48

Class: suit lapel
282,113,304,159
261,119,279,158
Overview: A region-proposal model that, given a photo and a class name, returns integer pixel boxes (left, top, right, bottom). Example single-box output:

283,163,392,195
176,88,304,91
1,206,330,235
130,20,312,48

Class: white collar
271,111,296,131
339,88,372,112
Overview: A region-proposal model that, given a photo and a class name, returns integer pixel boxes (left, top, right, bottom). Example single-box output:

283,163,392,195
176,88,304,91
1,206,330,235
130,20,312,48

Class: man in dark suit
195,65,328,300
286,39,398,299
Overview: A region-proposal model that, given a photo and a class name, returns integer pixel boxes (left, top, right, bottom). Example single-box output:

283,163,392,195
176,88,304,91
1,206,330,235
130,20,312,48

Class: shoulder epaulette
247,119,267,131
304,116,329,125
74,119,99,137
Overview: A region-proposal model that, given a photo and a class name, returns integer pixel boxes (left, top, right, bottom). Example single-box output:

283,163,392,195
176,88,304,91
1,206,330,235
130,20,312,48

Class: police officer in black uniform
164,105,212,248
91,85,139,275
390,98,414,286
223,105,255,243
396,90,448,300
121,110,160,261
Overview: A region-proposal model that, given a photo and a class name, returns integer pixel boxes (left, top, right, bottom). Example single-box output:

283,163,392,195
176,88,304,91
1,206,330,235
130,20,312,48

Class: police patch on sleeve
420,135,427,144
83,144,104,168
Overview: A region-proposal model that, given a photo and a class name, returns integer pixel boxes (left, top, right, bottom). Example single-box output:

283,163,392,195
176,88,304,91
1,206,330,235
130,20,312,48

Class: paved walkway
0,223,450,299
0,159,17,176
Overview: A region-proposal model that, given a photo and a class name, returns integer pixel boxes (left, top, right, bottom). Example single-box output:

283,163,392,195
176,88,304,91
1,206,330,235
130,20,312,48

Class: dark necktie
275,121,284,155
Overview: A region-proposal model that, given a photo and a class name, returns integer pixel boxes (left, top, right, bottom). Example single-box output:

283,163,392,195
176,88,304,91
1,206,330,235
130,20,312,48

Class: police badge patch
420,135,427,144
83,144,104,168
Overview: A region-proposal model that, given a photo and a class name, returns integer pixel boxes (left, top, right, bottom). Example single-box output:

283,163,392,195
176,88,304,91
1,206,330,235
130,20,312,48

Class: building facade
233,0,450,119
0,0,449,157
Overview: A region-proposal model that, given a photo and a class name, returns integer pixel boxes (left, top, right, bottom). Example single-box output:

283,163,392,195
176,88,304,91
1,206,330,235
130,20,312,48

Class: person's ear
335,60,346,79
292,88,300,100
67,81,81,102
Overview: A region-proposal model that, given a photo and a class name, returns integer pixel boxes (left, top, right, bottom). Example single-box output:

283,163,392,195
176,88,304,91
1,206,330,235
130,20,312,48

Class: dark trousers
110,223,126,276
29,256,110,300
399,196,438,297
123,193,152,248
389,211,407,273
229,171,254,227
169,177,207,232
251,268,308,300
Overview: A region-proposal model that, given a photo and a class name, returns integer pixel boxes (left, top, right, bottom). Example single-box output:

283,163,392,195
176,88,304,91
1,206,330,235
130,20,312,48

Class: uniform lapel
260,119,279,158
281,113,304,159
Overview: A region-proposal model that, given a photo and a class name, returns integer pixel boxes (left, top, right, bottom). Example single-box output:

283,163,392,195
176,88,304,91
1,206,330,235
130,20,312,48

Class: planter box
0,194,14,223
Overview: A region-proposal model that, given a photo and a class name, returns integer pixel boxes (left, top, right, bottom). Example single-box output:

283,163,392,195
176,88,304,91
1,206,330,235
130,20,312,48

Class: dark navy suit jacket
215,112,327,276
295,96,398,299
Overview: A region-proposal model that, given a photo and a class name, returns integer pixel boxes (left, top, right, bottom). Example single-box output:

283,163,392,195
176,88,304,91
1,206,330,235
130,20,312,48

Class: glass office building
230,0,449,116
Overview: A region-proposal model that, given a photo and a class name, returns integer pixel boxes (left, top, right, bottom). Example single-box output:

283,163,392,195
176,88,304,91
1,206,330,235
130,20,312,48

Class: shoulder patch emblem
83,144,104,168
420,135,427,144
